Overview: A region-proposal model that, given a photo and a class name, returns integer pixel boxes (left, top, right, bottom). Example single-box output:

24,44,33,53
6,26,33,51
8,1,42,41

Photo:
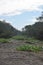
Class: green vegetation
0,12,43,44
22,12,43,40
16,45,43,52
0,12,43,40
12,35,40,44
0,38,9,43
12,35,27,40
0,20,20,38
25,37,39,43
22,22,43,40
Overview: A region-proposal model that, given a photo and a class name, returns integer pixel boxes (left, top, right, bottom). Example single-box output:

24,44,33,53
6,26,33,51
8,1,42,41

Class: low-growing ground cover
16,45,43,52
0,38,9,43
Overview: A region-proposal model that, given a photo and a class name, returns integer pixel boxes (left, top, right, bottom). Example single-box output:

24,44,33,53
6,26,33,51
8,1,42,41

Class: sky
0,0,43,30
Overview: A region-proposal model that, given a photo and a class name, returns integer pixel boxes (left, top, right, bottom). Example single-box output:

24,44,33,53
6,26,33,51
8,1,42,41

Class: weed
16,45,43,52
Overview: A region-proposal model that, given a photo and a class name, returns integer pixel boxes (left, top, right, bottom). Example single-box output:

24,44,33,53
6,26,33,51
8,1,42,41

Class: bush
0,38,9,43
16,45,43,52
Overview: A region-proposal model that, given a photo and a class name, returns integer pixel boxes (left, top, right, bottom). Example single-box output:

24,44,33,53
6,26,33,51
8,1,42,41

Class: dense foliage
16,45,43,52
22,13,43,40
0,20,20,38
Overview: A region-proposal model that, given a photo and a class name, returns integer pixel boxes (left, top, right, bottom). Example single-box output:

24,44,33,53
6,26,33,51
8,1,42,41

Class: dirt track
0,40,43,65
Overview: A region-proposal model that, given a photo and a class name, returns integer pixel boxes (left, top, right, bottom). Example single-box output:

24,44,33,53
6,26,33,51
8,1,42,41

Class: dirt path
0,40,43,65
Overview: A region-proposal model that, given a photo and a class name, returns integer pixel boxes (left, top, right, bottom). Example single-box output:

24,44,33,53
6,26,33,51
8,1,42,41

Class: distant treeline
0,12,43,40
0,20,20,38
22,12,43,40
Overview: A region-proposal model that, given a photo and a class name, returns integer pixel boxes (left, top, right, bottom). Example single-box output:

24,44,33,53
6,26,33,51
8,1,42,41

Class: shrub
16,45,43,52
0,38,9,43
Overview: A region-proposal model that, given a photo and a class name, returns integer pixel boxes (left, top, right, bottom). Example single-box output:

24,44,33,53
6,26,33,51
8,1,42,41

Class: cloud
31,18,37,24
0,0,43,15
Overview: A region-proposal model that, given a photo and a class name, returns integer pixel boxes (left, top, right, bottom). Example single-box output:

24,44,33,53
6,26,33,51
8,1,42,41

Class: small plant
16,45,43,52
0,38,9,43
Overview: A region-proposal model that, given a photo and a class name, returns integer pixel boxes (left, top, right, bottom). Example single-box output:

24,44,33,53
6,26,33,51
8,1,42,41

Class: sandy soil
0,40,43,65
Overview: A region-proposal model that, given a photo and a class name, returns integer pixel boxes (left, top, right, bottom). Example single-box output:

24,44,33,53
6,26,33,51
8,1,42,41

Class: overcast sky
0,0,43,30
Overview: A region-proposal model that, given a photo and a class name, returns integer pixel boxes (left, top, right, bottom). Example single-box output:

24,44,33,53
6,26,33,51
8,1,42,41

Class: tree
22,12,43,40
37,12,43,22
0,20,20,38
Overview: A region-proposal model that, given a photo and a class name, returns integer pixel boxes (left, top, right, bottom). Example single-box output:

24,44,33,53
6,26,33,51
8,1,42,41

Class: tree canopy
0,20,20,38
22,12,43,40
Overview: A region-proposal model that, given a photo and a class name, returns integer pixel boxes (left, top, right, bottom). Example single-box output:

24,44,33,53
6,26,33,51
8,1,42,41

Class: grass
12,35,40,44
25,37,40,43
16,45,43,52
0,38,9,43
12,35,27,40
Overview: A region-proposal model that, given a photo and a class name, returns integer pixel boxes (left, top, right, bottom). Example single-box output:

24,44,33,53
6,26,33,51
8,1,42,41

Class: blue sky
0,0,43,30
